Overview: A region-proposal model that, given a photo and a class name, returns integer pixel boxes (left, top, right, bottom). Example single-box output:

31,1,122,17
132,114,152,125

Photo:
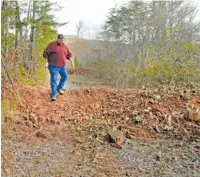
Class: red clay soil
2,82,200,143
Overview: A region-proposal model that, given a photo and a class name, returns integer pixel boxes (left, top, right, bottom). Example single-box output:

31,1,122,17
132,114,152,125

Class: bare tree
75,20,87,43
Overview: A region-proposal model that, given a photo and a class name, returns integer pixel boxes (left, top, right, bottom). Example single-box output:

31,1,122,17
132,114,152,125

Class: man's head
57,34,64,45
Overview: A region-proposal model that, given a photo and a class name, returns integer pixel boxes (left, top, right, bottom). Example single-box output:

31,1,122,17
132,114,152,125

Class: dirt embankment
2,81,200,142
2,74,200,177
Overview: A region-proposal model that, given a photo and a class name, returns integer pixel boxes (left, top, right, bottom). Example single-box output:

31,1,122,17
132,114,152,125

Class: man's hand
44,62,49,68
69,58,75,69
71,61,75,69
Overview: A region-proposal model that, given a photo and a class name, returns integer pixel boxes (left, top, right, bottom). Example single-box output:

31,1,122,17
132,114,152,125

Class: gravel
3,136,200,177
111,137,200,177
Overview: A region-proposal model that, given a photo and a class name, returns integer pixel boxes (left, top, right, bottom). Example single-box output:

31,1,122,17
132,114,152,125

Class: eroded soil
1,72,200,177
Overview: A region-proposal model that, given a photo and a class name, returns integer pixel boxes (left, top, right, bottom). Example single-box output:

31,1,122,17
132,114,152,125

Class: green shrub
74,56,82,68
89,48,200,88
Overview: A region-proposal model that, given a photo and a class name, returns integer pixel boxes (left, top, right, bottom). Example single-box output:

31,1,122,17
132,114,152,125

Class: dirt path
2,133,200,177
2,74,200,177
43,67,101,90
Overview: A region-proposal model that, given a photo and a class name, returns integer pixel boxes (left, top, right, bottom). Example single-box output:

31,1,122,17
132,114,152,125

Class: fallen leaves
2,82,200,145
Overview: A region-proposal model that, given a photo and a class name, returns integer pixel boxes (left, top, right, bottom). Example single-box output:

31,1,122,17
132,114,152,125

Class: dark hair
57,34,64,39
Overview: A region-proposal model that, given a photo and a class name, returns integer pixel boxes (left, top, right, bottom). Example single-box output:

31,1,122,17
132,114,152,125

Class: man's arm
65,45,75,68
43,43,51,68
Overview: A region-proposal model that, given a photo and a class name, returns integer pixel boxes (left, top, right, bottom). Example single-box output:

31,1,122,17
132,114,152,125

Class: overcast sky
53,0,200,37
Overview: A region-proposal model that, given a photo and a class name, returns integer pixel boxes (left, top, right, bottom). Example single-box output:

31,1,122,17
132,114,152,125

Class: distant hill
63,35,103,64
64,35,77,40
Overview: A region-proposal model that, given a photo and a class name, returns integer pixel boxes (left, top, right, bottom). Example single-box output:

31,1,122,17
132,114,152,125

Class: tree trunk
1,1,8,55
15,1,19,62
28,0,36,71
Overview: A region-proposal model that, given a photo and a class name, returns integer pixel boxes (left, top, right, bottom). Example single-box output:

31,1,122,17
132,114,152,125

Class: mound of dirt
2,82,200,177
2,83,200,142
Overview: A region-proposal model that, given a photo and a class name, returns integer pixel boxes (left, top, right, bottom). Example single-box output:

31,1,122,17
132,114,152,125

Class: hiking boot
51,96,56,101
58,89,64,95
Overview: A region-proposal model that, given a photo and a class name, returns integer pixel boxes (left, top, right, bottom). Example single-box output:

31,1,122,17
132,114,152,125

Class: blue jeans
57,78,68,89
63,80,68,89
48,65,68,97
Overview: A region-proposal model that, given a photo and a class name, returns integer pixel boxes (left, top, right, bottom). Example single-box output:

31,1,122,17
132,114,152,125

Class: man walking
43,34,74,101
